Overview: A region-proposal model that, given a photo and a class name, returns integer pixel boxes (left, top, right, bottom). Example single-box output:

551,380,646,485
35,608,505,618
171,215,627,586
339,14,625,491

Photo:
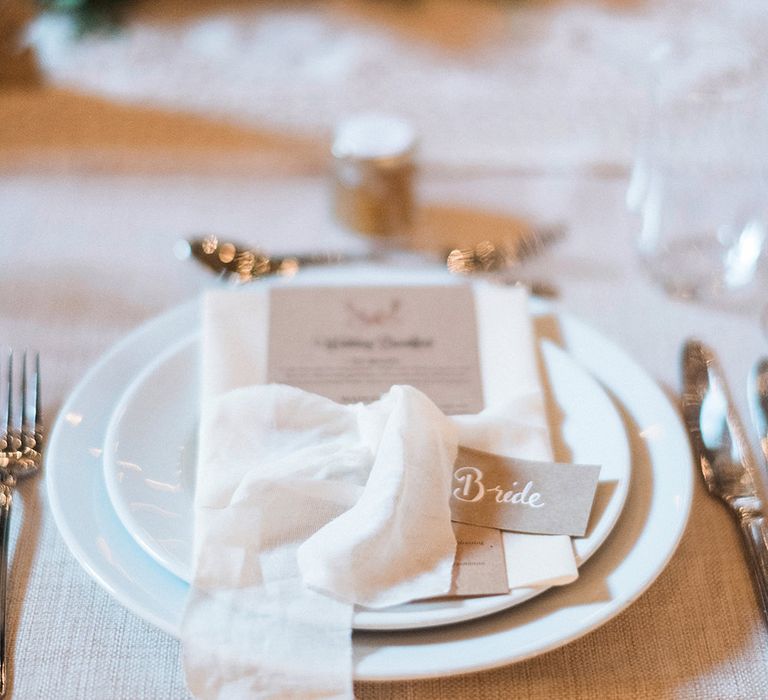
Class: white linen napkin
182,282,577,699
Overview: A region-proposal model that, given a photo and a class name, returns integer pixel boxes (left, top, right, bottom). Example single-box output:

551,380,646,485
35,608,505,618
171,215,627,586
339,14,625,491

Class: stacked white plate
47,266,693,680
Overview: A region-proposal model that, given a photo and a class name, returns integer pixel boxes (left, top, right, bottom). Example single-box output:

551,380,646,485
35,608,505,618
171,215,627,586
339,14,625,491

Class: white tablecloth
2,0,768,697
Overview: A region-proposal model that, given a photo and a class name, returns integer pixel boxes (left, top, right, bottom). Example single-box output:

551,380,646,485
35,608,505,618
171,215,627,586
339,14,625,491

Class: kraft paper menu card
267,285,484,415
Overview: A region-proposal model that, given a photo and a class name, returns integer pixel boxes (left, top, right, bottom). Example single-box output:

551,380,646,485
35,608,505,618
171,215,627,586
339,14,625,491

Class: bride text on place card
453,466,546,508
450,447,601,537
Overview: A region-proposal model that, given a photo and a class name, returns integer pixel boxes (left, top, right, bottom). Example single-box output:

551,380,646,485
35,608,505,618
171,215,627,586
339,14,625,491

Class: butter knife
681,339,768,625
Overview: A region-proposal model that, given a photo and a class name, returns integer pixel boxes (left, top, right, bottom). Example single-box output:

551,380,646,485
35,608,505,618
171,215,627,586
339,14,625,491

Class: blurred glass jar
627,40,768,301
331,114,417,242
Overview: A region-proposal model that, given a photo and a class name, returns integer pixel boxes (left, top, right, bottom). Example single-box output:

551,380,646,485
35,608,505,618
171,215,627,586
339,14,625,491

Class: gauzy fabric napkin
182,282,577,699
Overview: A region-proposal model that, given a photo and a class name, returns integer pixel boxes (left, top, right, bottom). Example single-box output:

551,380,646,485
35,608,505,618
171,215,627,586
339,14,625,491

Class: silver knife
681,339,768,626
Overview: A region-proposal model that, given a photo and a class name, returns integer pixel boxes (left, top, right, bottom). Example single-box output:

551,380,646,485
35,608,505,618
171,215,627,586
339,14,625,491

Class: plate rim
100,329,631,630
46,292,693,681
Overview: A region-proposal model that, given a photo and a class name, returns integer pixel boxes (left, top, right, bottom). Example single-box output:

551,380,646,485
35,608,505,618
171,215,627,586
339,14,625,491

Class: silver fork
0,351,42,697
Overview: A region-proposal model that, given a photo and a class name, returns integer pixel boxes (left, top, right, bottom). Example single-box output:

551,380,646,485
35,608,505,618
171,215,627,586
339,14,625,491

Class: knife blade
748,358,768,472
681,339,768,626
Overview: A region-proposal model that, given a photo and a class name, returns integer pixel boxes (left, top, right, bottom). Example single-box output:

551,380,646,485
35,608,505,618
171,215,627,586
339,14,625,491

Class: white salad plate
101,331,630,631
47,267,693,681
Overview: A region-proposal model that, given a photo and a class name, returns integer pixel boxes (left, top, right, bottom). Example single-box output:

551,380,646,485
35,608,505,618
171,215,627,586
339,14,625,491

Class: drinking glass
628,40,768,303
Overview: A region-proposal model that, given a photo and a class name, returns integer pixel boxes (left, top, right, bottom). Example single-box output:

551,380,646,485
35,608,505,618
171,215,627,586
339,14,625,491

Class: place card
267,285,484,414
447,522,509,597
450,447,601,537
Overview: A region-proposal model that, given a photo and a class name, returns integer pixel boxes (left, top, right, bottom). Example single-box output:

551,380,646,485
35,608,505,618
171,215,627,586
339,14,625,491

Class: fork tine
20,351,27,436
30,352,43,440
0,353,6,451
35,354,40,424
5,351,12,440
16,352,41,453
30,353,41,444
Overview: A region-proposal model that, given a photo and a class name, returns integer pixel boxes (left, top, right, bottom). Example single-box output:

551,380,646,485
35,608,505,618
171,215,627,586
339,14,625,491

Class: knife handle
738,514,768,625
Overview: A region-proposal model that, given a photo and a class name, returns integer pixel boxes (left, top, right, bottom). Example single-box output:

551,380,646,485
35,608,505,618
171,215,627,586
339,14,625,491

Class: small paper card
267,285,484,414
448,522,509,597
450,447,601,537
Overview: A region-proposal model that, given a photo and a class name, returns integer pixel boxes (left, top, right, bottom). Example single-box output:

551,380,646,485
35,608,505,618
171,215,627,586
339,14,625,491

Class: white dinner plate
46,268,693,680
101,331,630,630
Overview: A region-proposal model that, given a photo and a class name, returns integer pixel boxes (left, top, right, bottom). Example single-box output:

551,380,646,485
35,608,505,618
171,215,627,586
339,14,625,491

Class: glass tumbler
629,41,768,302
